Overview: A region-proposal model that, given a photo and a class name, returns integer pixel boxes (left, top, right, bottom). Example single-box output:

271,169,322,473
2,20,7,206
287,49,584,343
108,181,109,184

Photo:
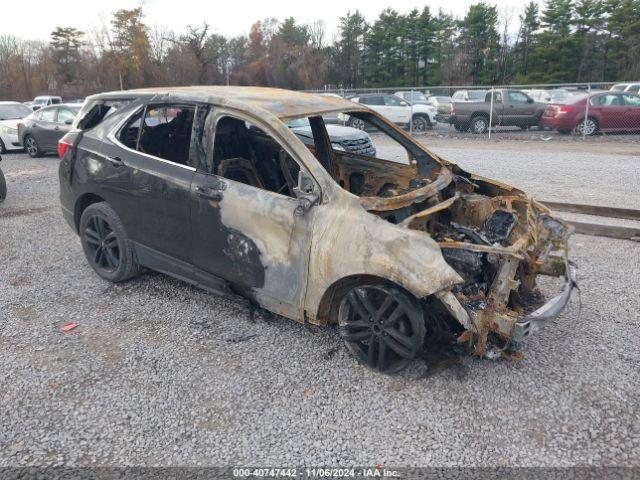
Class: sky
2,0,529,41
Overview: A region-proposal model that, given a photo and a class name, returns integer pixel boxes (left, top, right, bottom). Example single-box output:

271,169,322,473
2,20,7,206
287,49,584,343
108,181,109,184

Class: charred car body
58,87,575,372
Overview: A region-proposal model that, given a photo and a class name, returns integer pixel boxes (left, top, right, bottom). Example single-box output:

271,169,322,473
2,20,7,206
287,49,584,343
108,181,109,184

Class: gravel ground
1,147,639,468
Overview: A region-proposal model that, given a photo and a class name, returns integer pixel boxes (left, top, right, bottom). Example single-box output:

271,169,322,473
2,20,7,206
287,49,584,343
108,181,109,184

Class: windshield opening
287,110,441,202
0,104,31,120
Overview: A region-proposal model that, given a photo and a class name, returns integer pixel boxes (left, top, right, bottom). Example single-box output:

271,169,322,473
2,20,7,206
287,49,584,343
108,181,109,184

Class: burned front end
357,164,576,359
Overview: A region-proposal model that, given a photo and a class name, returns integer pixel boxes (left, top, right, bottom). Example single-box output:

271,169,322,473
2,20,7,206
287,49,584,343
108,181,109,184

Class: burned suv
58,87,575,373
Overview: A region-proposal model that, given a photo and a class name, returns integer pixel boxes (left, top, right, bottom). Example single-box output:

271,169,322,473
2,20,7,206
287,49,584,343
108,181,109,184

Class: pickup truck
450,89,547,133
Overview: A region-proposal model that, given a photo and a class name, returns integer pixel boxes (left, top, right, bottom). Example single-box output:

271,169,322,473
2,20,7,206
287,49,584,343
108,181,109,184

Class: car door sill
133,243,231,296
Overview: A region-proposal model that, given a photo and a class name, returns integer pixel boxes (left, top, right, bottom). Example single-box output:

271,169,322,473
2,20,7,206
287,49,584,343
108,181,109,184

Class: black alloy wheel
84,215,120,273
338,284,425,373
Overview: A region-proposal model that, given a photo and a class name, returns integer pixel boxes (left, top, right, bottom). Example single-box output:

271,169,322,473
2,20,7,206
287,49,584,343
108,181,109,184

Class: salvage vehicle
0,102,33,153
450,89,546,133
58,87,575,373
0,155,5,202
18,104,82,157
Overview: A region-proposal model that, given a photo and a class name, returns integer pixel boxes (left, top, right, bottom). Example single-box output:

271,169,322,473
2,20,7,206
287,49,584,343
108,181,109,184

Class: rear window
73,99,134,130
0,104,31,120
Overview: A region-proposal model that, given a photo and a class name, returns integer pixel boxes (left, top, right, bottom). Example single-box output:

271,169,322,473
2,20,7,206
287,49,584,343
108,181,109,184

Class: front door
503,91,536,126
190,112,317,319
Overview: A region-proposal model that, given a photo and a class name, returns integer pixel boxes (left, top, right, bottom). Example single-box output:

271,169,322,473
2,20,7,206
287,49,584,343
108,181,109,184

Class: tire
470,115,489,134
348,117,366,130
519,125,529,130
0,168,6,203
411,114,430,133
453,123,466,132
575,117,599,136
337,283,425,373
24,135,42,158
79,202,141,283
0,138,6,154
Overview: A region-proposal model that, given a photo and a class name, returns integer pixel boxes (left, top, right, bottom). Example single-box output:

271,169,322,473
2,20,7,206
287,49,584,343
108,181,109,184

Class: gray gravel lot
1,146,639,468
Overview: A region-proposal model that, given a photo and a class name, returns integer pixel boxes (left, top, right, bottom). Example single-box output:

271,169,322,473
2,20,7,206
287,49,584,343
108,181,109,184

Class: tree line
0,0,639,101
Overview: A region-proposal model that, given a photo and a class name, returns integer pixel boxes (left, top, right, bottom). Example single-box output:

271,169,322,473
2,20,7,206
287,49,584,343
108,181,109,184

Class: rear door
95,102,196,264
33,107,60,150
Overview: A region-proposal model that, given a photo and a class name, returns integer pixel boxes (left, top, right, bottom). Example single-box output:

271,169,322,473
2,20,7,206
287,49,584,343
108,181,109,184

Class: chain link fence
307,82,640,143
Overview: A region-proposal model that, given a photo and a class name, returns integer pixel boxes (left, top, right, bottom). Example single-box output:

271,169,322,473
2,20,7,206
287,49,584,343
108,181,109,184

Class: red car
541,92,640,135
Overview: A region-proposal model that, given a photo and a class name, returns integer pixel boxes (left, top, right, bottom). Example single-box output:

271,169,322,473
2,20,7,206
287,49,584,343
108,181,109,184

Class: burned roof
91,86,367,120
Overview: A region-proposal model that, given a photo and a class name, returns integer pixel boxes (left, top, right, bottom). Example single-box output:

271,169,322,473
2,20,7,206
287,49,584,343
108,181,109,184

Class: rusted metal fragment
542,201,640,221
399,194,459,228
567,221,640,241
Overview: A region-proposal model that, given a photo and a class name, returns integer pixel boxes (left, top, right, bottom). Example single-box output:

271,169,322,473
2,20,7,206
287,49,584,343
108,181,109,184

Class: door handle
196,186,223,201
106,156,124,167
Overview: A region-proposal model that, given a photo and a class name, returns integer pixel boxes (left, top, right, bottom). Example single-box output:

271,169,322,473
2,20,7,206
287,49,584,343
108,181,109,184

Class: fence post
488,86,494,140
583,83,591,140
410,89,414,136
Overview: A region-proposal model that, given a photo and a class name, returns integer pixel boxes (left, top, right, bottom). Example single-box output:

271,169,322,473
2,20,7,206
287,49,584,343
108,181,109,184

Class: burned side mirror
293,170,320,216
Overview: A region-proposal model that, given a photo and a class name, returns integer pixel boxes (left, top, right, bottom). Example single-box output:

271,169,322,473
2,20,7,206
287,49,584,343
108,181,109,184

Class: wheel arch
313,274,417,327
74,193,106,233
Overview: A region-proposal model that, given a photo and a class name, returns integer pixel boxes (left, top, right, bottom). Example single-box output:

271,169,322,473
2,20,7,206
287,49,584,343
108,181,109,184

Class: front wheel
411,114,430,133
338,284,425,373
79,202,141,283
24,135,42,158
348,117,366,130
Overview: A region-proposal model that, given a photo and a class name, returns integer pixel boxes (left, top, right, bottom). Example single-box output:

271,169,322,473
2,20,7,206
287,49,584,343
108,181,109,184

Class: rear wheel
470,115,489,134
79,202,141,283
24,135,42,158
338,284,425,373
453,123,466,132
576,117,598,136
0,168,6,202
0,138,6,154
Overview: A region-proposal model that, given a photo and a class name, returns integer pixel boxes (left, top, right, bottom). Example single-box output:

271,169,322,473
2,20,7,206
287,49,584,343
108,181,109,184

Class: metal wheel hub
473,119,486,133
413,117,427,132
26,137,37,154
338,285,424,372
84,216,120,272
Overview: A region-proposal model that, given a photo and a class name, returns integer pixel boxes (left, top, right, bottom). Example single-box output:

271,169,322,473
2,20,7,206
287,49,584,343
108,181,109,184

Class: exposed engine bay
330,136,574,359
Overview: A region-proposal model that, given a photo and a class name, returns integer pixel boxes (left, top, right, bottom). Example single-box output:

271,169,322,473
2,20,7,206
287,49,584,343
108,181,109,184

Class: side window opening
331,111,440,198
212,115,301,198
76,99,133,131
138,105,195,165
117,109,144,150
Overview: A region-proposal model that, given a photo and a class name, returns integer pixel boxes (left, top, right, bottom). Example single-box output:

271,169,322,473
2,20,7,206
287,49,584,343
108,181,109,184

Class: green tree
513,2,540,78
457,2,500,84
50,27,84,84
330,10,367,88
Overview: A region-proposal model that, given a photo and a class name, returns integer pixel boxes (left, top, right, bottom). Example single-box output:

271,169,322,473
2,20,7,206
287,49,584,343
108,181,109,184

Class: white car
0,101,33,153
31,95,63,111
610,82,640,94
341,93,437,132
